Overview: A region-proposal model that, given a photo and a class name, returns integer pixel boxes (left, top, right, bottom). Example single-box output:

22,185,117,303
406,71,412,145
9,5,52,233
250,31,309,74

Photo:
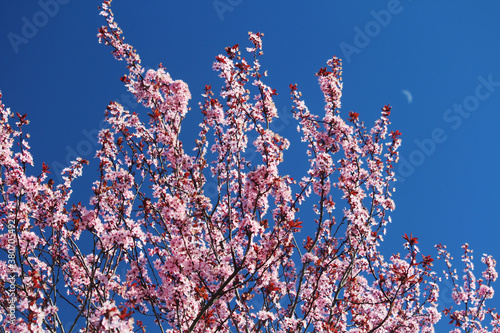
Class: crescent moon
401,90,413,104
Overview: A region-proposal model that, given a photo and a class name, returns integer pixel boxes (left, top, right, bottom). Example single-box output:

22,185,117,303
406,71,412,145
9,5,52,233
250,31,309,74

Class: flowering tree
0,1,498,332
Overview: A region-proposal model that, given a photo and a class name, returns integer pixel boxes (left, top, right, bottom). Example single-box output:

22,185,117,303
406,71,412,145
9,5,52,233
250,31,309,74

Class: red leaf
288,219,303,231
348,111,359,122
42,162,50,174
402,233,418,245
119,308,133,320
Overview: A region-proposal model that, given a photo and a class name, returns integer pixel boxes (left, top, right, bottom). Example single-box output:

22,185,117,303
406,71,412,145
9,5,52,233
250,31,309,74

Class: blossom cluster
437,243,499,332
0,1,496,332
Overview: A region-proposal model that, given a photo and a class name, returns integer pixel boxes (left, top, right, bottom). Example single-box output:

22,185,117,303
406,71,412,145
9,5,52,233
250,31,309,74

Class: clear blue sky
1,0,500,330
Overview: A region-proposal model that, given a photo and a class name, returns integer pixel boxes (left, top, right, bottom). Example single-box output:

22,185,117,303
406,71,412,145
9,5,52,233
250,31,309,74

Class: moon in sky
401,90,413,104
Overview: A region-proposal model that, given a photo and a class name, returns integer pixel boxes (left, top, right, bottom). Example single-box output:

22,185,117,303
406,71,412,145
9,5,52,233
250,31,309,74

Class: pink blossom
0,2,496,332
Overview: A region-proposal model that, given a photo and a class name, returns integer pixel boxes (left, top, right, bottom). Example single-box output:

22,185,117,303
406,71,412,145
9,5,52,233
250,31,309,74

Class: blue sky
1,0,500,330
